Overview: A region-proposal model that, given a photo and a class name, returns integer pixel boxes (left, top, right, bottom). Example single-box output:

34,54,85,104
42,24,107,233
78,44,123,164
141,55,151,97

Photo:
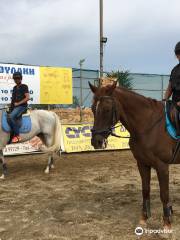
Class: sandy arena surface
0,150,180,240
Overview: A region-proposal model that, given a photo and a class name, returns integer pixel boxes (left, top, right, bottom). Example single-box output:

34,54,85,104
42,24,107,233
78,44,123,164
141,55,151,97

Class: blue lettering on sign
11,67,16,74
29,69,35,75
17,68,22,73
23,68,29,75
65,126,92,139
0,65,36,75
0,66,4,73
5,67,10,74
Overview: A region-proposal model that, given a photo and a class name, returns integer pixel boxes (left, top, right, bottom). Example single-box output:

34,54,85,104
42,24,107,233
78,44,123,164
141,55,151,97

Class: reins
109,124,130,138
109,114,164,139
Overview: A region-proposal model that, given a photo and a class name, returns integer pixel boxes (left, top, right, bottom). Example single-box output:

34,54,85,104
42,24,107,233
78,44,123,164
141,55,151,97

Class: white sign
0,63,40,104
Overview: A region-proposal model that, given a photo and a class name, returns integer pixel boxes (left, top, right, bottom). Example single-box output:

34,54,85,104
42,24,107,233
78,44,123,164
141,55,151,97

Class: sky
0,0,179,74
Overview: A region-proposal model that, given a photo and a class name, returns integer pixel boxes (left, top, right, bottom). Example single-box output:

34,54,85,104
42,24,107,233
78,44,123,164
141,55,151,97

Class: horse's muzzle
91,134,107,149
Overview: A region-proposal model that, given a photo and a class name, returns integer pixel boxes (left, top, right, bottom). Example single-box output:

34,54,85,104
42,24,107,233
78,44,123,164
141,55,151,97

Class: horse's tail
40,112,62,154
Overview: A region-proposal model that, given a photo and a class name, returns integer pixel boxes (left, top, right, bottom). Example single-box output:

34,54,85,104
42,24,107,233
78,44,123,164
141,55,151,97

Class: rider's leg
8,108,19,135
9,106,27,138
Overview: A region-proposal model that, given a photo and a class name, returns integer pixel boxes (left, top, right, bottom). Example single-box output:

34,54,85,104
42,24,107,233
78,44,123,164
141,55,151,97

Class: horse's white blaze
96,101,100,115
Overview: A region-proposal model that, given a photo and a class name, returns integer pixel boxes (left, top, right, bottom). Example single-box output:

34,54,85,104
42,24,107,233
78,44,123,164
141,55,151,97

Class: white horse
0,109,62,179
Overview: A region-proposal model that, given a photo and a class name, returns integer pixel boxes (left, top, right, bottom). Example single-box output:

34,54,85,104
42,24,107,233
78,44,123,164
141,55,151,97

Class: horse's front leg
137,161,151,226
156,163,172,229
0,149,8,179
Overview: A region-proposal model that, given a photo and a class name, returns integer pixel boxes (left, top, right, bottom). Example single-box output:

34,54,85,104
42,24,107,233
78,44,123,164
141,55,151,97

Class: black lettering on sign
1,90,8,94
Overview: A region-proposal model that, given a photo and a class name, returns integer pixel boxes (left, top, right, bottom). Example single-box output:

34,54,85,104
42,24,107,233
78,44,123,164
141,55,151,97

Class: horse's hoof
139,219,147,227
51,164,55,169
164,224,172,231
44,167,50,174
0,174,5,180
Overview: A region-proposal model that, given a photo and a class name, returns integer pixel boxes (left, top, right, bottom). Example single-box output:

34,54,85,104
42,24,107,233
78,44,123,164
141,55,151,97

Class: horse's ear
106,81,117,95
89,82,98,93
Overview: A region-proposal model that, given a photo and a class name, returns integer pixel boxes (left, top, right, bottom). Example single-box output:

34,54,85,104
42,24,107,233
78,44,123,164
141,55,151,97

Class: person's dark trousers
8,106,27,135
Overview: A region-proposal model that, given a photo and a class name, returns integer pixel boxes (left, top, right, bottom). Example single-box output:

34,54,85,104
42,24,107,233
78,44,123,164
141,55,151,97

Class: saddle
165,100,180,139
1,110,32,133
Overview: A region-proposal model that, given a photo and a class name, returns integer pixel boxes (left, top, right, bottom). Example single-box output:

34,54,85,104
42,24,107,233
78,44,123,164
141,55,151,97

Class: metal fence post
79,59,85,122
161,75,164,100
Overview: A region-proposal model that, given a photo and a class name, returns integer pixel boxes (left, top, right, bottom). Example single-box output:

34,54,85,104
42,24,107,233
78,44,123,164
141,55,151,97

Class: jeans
8,106,27,135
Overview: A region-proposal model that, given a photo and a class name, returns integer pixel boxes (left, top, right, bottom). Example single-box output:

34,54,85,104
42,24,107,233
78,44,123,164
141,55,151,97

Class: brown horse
89,81,178,229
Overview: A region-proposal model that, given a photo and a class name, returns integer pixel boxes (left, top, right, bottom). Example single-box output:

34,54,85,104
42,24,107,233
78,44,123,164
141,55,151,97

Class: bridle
91,96,130,139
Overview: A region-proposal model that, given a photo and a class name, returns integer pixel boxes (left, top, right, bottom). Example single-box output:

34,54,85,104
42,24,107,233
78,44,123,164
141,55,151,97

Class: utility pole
100,0,103,83
99,0,107,86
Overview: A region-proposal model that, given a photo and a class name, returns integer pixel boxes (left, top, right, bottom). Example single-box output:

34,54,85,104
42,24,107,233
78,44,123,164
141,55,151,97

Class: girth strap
169,139,180,164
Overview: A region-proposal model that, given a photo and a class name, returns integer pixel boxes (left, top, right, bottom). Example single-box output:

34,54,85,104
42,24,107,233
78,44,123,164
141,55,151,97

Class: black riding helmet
174,42,180,55
13,71,22,79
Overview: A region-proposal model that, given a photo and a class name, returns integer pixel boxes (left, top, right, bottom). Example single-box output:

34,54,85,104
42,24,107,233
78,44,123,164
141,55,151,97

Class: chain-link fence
72,68,170,108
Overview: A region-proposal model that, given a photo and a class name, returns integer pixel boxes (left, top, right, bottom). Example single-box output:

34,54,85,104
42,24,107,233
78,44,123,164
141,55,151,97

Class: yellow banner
40,67,72,104
62,123,130,153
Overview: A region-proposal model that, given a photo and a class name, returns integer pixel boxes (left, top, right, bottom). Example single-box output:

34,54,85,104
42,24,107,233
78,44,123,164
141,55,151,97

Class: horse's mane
115,86,161,108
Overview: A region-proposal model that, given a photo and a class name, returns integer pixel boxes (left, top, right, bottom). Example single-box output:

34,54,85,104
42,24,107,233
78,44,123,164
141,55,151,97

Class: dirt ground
0,150,180,240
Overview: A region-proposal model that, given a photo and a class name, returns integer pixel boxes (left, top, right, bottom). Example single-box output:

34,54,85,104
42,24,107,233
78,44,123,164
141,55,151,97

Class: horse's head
89,81,118,149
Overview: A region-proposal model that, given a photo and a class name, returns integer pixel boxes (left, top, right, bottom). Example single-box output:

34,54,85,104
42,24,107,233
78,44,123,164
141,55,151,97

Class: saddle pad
22,110,30,117
165,102,180,140
2,111,32,133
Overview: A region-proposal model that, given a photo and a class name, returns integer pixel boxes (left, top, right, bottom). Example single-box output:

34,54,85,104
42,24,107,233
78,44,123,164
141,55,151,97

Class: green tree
106,70,133,89
73,96,80,107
